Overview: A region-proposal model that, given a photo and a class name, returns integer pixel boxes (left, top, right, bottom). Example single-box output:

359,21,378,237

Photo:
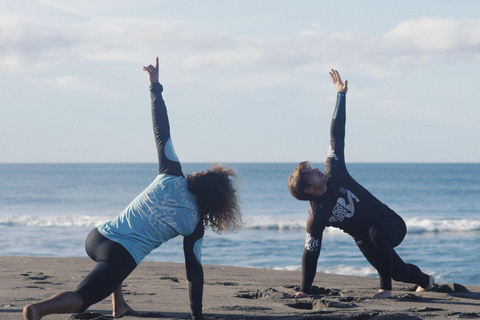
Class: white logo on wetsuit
304,232,320,252
329,187,359,223
327,145,338,160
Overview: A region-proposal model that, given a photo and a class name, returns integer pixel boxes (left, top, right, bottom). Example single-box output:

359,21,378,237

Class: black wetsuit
301,92,430,293
75,83,205,320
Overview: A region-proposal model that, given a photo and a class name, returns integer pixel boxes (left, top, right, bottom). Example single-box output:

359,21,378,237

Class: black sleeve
150,83,183,176
300,209,324,293
183,222,205,320
325,92,347,177
300,246,321,293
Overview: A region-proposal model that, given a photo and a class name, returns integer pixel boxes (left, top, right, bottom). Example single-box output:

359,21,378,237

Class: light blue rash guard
97,174,199,265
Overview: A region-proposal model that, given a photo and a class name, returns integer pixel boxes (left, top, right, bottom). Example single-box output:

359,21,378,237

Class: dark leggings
74,228,137,312
356,216,429,290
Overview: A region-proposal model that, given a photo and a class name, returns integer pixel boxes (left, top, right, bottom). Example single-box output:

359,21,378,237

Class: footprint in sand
206,281,239,286
287,298,357,311
20,272,51,281
395,293,431,302
19,272,56,290
234,288,289,299
221,305,272,311
159,276,179,282
71,311,165,319
122,290,156,296
308,285,342,296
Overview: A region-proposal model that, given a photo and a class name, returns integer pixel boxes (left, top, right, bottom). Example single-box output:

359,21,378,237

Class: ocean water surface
1,163,479,286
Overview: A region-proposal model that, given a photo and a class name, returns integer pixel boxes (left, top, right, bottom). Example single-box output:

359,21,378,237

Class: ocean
1,163,479,286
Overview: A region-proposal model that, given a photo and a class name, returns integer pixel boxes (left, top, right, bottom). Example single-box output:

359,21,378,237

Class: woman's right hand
143,57,159,84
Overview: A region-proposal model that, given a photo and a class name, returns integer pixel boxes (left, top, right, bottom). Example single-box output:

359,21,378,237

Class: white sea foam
2,214,479,234
242,216,480,234
274,264,377,277
405,218,480,233
0,214,110,227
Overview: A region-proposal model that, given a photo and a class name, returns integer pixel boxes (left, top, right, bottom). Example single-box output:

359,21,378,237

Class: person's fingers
155,57,159,69
142,65,155,73
335,70,342,84
330,69,339,83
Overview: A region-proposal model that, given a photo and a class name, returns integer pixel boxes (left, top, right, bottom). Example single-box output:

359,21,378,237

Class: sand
1,256,479,320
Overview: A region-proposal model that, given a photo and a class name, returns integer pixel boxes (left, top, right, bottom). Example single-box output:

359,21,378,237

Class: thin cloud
183,17,480,71
0,14,75,73
2,14,479,77
383,17,480,52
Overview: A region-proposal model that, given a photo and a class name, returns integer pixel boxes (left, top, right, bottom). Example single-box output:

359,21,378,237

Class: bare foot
416,275,435,292
112,302,140,318
292,291,309,298
23,304,42,320
373,289,392,299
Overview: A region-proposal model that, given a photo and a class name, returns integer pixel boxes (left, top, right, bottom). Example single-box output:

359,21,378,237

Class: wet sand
1,256,479,319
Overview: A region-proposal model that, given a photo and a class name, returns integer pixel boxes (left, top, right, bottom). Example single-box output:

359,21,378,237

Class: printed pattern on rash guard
98,173,200,264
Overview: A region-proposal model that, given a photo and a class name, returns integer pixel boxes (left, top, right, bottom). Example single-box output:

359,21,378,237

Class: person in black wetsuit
23,58,241,320
287,70,434,299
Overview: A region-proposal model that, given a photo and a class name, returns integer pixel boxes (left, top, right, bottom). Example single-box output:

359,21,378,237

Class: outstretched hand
329,69,348,93
143,57,159,84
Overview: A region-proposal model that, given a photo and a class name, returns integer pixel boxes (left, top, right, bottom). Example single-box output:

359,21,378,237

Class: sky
1,0,480,163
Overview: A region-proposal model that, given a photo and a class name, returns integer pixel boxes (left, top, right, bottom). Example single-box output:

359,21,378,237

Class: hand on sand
292,291,310,298
373,289,392,299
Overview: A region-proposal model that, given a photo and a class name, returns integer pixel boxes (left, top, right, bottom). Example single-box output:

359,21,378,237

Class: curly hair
186,164,242,233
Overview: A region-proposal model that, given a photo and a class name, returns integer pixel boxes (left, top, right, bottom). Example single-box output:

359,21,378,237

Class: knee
72,290,88,313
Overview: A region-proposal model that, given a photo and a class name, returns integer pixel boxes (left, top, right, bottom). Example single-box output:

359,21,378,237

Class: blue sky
1,0,479,163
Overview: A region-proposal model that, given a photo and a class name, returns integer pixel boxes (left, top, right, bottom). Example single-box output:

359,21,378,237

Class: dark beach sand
1,256,479,319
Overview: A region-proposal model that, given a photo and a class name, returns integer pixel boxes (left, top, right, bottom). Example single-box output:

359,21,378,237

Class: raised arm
325,69,348,176
143,58,183,176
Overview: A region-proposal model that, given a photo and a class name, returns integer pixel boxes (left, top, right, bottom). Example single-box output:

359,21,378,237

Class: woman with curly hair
24,57,241,320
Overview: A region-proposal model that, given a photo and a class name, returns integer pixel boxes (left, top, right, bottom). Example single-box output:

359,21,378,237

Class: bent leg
75,229,137,312
357,216,407,291
75,260,135,312
23,229,137,320
369,225,394,290
391,250,430,288
358,216,430,293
